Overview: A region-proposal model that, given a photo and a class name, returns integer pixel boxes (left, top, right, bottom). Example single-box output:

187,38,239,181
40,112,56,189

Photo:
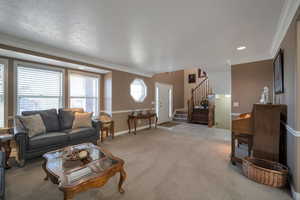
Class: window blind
16,65,63,114
69,73,99,116
0,64,4,127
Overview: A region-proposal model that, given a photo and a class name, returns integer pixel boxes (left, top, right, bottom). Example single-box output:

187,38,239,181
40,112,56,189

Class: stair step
173,118,187,122
175,110,188,114
174,114,187,118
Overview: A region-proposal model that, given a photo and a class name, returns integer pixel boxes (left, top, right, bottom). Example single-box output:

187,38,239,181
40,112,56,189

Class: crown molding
0,33,154,77
270,0,300,58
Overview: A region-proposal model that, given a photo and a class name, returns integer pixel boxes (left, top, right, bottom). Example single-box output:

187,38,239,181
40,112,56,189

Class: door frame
155,82,173,124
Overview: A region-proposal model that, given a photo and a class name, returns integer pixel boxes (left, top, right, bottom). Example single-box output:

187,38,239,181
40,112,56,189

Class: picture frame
273,49,284,94
188,74,196,83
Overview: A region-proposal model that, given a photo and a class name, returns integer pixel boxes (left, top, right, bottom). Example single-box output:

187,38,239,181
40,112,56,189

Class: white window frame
130,79,147,102
0,58,8,127
68,70,100,117
13,61,65,115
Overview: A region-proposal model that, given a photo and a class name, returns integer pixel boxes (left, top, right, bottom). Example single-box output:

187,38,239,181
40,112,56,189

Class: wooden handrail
193,77,208,91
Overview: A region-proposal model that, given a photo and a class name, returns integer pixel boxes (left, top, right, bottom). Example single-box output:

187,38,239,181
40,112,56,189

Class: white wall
215,94,231,129
206,68,231,95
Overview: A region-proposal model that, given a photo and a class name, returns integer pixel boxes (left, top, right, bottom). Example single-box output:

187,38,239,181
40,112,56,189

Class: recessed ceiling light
237,46,246,51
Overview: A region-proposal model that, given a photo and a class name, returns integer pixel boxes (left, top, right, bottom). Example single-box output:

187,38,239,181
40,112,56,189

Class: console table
127,113,158,134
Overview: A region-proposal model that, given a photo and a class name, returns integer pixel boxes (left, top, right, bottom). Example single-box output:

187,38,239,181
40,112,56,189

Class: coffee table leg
118,168,127,194
64,192,74,200
42,160,49,181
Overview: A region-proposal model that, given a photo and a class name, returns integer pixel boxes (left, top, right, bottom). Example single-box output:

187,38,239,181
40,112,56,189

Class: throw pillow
19,114,46,137
22,109,60,132
72,112,93,129
58,108,85,130
64,108,84,113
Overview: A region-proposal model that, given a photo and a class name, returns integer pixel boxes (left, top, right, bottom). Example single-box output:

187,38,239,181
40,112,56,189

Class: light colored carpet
6,123,292,200
158,121,180,128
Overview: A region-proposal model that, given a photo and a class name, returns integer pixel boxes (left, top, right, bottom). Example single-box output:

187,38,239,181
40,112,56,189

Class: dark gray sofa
0,151,5,200
14,109,101,166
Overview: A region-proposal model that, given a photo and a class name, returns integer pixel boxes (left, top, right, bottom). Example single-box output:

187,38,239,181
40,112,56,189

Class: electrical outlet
233,102,239,107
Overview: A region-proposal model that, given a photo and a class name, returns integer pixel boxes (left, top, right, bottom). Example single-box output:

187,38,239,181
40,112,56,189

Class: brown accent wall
152,71,184,110
110,70,184,132
231,60,274,114
277,12,300,193
111,70,155,111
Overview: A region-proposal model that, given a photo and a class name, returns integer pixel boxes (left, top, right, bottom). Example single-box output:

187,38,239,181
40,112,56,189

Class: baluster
205,79,207,97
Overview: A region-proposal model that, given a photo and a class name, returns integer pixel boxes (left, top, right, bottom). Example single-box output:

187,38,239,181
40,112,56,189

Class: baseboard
114,124,156,136
291,184,300,200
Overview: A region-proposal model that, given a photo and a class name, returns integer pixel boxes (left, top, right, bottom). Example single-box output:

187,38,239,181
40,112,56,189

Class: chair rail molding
285,124,300,137
111,108,154,114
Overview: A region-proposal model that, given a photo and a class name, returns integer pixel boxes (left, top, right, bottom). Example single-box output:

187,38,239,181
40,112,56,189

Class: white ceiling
0,0,289,76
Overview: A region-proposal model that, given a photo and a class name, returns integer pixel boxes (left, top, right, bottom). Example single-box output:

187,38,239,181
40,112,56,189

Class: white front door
155,83,173,124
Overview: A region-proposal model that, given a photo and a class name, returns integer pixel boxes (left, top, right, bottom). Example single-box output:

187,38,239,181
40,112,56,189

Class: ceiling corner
270,0,300,58
0,33,153,77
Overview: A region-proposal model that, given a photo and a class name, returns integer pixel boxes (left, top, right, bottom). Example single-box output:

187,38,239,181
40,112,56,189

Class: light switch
233,102,239,107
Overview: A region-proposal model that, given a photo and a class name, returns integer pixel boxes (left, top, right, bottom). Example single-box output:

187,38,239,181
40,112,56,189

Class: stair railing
191,77,210,107
187,76,214,126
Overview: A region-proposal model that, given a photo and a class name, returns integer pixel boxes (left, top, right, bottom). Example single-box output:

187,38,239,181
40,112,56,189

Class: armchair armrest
92,119,101,135
0,151,5,168
14,133,27,167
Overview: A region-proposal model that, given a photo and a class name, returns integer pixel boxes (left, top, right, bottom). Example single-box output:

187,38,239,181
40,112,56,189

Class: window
0,63,5,127
69,72,99,116
130,79,147,102
16,63,64,114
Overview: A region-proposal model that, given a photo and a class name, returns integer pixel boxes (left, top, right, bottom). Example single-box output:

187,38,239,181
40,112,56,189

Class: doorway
155,82,173,124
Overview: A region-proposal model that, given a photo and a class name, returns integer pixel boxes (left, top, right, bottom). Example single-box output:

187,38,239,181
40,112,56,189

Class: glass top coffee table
42,143,126,200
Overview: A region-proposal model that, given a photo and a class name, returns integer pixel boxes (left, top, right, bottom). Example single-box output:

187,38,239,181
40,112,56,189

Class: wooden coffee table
42,143,126,200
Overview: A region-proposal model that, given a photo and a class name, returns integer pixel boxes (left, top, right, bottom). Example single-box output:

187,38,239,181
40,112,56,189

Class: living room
0,0,300,200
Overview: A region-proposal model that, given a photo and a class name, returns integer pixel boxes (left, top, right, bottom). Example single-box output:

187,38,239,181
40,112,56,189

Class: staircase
187,75,215,127
173,110,188,122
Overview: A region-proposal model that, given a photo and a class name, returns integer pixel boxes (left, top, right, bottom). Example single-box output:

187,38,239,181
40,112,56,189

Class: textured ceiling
0,0,285,75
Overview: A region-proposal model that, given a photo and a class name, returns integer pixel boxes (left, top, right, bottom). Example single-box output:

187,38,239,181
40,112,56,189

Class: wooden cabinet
231,104,287,164
252,104,287,163
191,108,209,124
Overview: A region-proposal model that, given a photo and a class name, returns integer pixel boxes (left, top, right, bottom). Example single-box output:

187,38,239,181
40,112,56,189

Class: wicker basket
242,157,288,188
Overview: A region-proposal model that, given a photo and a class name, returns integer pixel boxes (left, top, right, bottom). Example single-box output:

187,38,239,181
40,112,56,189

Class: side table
127,113,158,135
100,120,115,142
0,128,13,169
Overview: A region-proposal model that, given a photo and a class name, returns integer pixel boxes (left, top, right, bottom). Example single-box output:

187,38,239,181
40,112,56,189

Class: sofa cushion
22,109,60,132
64,128,95,141
28,132,69,149
58,110,74,130
58,108,84,130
